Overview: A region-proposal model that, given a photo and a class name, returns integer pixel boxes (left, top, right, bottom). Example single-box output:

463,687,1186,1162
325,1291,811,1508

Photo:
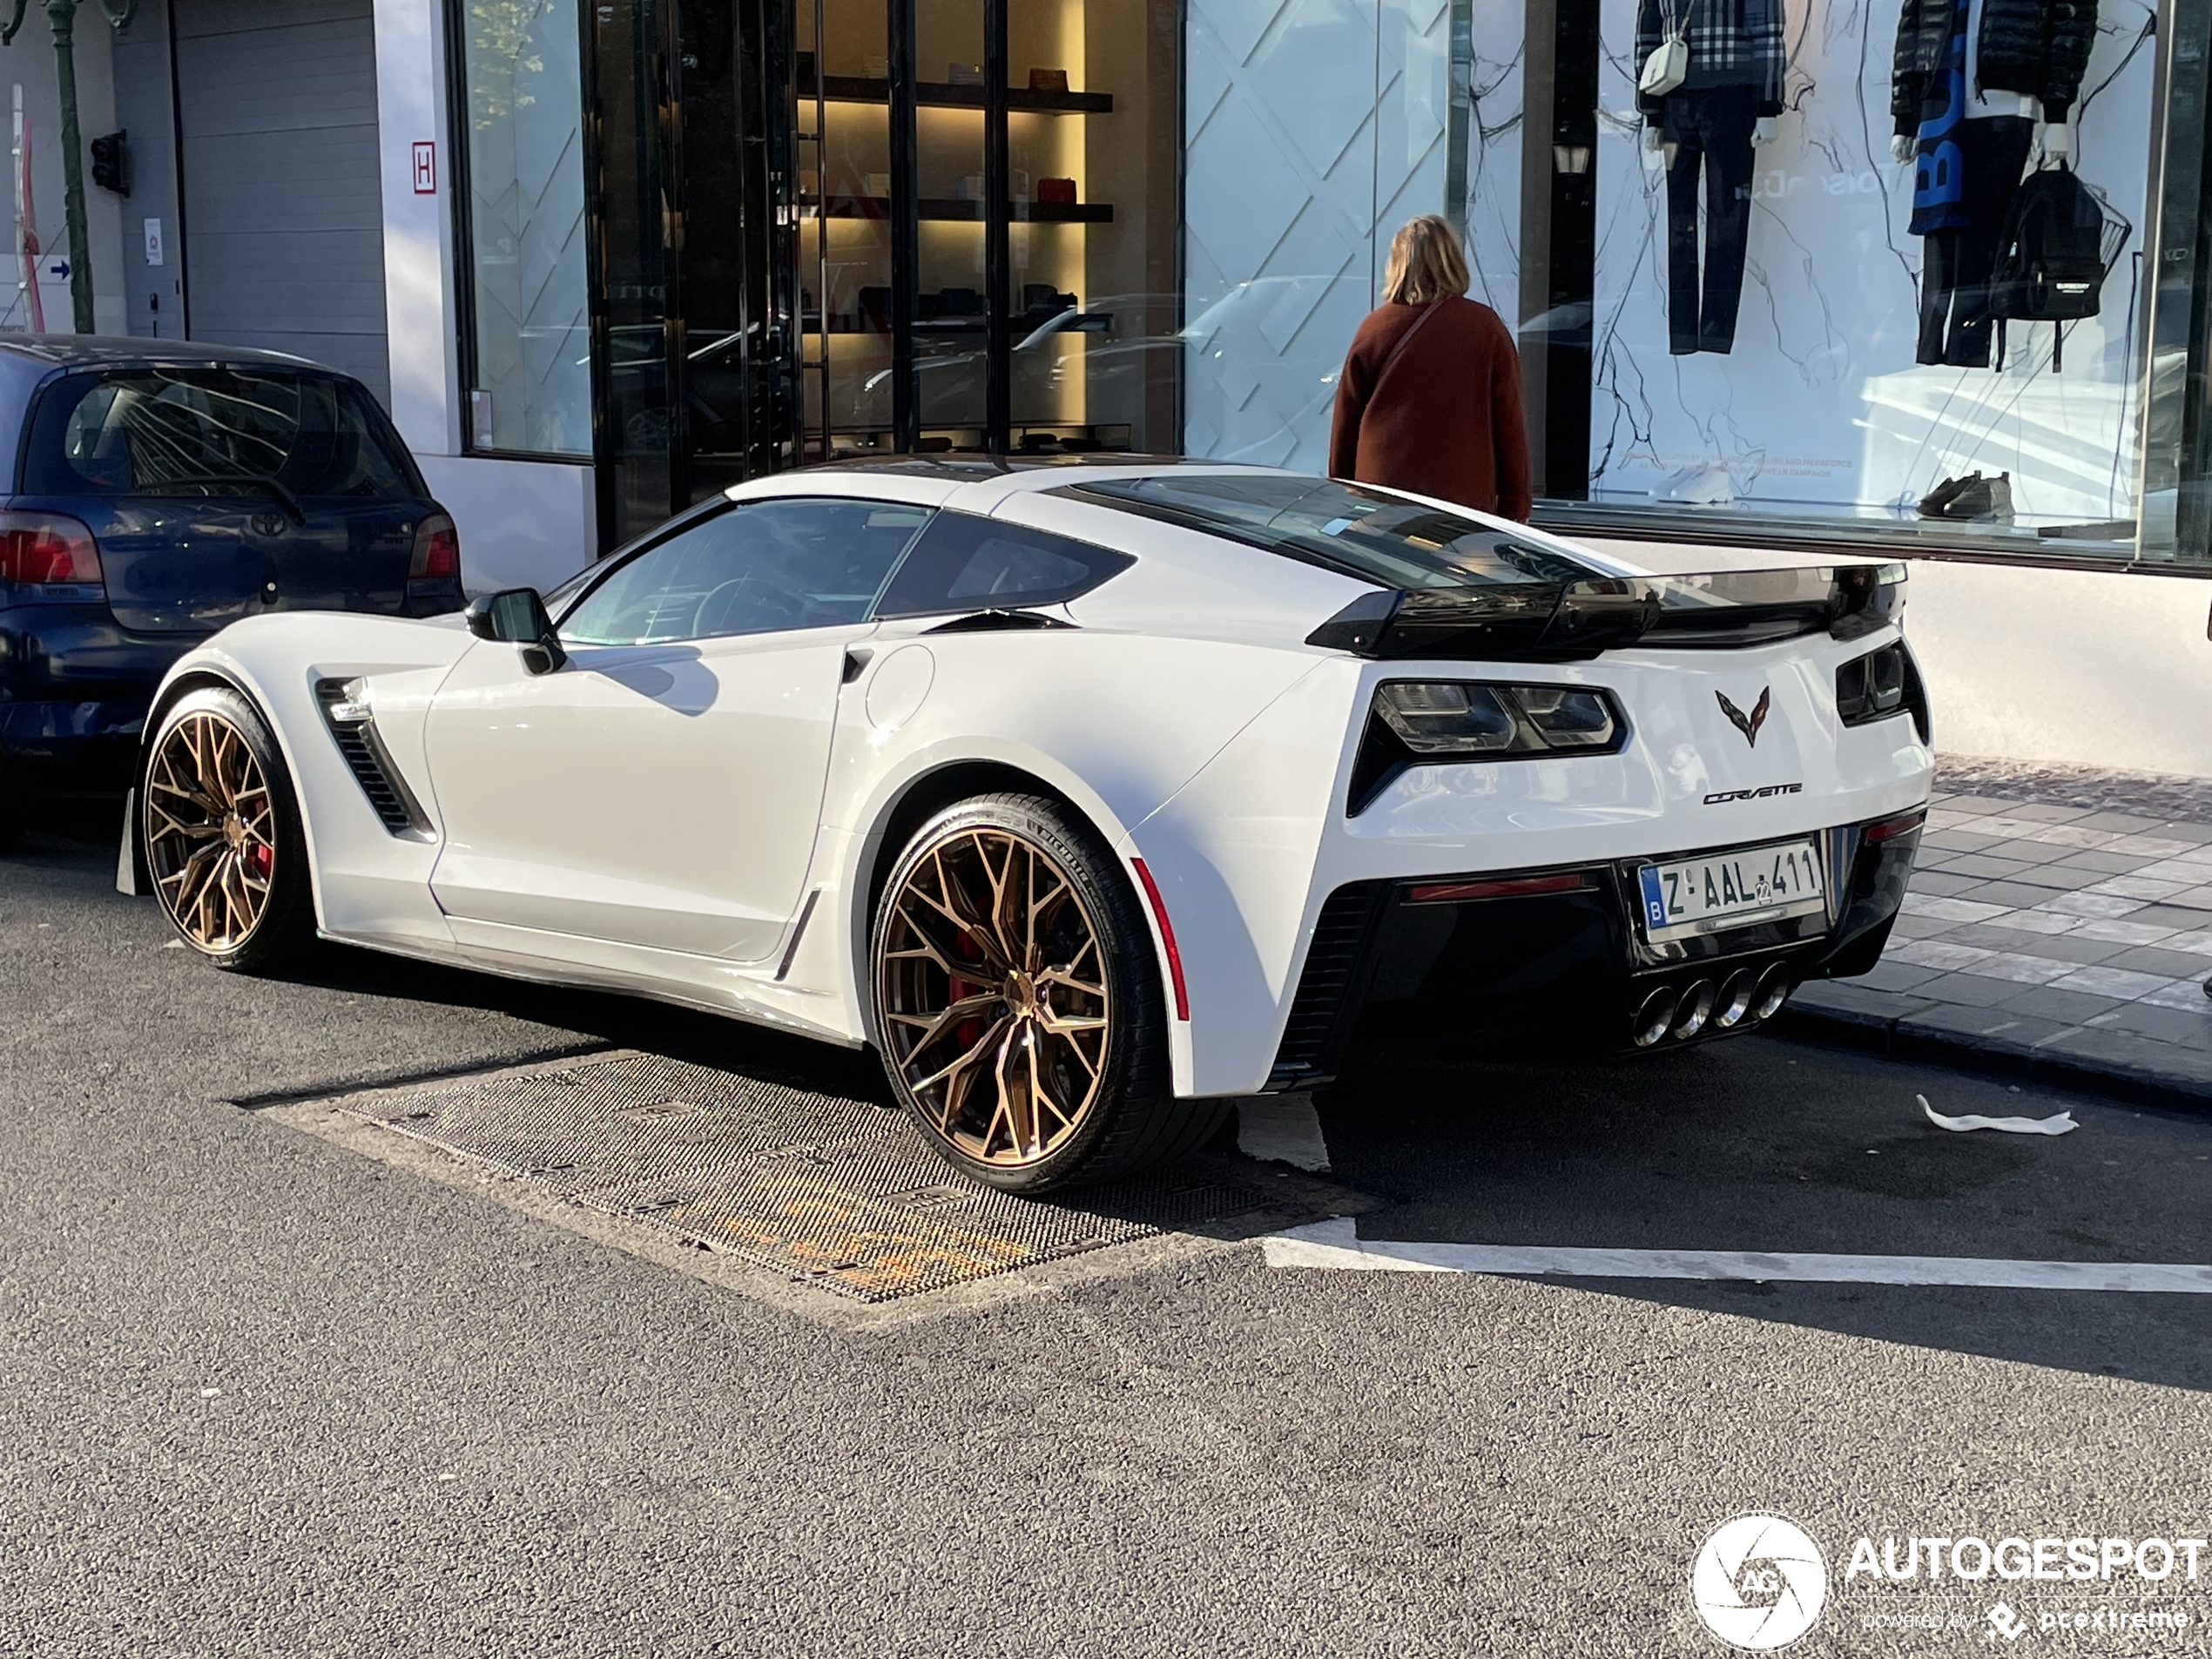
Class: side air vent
1265,881,1388,1091
314,678,435,841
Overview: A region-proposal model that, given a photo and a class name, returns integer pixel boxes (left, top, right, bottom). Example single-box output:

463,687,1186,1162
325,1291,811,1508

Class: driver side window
561,497,932,646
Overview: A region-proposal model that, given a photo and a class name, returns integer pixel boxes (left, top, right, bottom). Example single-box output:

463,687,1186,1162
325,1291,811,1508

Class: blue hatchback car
0,337,463,844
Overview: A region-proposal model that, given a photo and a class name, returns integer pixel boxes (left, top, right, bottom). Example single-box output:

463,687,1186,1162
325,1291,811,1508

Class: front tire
871,792,1221,1194
143,685,314,973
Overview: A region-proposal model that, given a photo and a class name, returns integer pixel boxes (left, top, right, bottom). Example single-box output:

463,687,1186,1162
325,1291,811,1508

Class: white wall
371,0,593,589
418,452,594,596
1901,560,2212,774
371,0,455,454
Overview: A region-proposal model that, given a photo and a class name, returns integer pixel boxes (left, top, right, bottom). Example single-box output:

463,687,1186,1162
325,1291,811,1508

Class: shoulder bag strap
1366,297,1453,404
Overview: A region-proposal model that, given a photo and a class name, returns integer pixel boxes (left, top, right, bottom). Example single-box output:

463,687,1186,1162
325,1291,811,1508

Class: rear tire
870,792,1200,1194
143,685,315,974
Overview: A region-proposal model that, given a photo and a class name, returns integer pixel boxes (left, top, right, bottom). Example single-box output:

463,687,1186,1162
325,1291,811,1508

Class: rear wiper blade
155,472,307,523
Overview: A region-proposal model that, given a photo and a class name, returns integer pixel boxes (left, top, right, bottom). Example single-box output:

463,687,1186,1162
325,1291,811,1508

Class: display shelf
803,312,1113,335
801,194,1113,223
797,60,1112,114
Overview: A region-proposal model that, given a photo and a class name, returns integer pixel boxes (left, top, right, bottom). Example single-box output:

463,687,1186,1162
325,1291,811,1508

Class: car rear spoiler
1305,562,1905,662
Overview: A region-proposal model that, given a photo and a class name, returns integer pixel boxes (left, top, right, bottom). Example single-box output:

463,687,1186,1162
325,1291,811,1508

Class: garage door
172,0,389,405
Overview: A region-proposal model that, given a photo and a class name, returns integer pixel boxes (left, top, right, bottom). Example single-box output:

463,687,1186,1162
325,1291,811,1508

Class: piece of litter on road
438,1473,457,1482
199,1387,220,1399
160,940,185,949
1238,1096,1331,1172
1919,1094,2076,1136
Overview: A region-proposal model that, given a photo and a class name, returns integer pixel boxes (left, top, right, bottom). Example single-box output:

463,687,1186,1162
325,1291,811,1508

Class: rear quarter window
872,511,1132,618
21,368,422,501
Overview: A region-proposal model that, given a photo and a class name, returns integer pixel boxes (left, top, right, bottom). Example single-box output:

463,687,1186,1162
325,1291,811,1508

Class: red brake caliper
951,929,983,1049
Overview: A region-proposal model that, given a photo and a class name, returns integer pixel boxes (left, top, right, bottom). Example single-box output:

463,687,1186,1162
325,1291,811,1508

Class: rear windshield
1068,475,1595,591
21,368,421,501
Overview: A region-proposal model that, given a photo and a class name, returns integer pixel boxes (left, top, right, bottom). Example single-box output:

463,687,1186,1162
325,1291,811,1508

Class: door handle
841,647,873,684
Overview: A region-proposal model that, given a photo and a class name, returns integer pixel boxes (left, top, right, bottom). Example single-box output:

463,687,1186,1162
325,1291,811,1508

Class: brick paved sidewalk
1787,762,2212,1106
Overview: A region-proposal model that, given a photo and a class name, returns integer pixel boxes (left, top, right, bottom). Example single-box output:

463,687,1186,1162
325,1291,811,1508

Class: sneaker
1939,470,2014,522
1918,472,1977,516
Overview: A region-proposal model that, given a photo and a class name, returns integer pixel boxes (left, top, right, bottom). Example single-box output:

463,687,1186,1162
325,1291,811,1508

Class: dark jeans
1917,115,2033,368
1661,86,1757,355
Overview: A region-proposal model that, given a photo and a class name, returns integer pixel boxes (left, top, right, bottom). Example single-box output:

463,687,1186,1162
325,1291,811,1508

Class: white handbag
1638,0,1693,97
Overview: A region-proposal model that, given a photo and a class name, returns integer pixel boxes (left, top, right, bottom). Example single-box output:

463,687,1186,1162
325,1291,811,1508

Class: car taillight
0,510,101,588
408,512,461,582
1865,809,1926,844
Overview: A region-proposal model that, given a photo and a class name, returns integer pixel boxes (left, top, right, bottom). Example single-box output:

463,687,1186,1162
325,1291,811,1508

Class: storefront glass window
1563,0,2156,554
1186,0,2206,563
797,0,1181,458
459,0,593,458
1182,0,1453,472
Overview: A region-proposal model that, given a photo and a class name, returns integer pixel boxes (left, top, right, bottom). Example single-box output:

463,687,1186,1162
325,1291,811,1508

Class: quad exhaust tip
1714,968,1759,1030
1671,980,1716,1040
1631,962,1795,1047
1633,987,1679,1048
1753,961,1794,1021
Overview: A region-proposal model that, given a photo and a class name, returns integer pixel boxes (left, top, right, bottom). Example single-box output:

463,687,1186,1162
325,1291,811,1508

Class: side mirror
464,588,567,675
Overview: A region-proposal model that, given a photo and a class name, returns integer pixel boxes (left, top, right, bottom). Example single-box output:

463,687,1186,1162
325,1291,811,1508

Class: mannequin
1892,0,2094,366
1635,0,1788,354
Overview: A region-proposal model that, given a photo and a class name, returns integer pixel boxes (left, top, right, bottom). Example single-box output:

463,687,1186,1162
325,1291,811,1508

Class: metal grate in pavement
333,1053,1273,1302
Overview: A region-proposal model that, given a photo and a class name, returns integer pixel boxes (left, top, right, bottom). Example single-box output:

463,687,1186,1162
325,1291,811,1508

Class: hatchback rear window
21,368,421,501
1067,474,1595,591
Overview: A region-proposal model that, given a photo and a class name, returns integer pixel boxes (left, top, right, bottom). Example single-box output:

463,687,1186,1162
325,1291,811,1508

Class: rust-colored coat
1327,296,1534,521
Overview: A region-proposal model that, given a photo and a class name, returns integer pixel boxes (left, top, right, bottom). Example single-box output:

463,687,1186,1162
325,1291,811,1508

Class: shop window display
1579,0,2155,546
794,0,1179,457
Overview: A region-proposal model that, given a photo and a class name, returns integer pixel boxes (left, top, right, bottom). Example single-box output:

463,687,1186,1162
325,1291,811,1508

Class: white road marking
1237,1096,1331,1172
1262,1217,2212,1292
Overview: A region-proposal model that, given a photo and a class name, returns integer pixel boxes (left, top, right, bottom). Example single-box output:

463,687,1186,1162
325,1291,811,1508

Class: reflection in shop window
1185,0,2178,559
1575,0,2154,552
460,0,592,457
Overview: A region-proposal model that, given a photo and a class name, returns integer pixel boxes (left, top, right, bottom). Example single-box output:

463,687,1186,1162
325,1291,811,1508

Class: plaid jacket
1635,0,1788,121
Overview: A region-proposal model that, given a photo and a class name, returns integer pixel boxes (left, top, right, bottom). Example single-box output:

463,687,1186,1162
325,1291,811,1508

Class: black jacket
1891,0,2098,135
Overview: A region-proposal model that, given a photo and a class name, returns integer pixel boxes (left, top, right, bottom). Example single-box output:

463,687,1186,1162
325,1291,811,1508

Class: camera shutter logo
1691,1514,1828,1650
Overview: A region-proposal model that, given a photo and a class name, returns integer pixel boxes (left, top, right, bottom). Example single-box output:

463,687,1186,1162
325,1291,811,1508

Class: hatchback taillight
408,512,461,582
0,510,101,588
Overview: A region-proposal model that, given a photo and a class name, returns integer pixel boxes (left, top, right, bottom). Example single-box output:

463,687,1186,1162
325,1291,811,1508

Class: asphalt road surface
5,811,2211,1658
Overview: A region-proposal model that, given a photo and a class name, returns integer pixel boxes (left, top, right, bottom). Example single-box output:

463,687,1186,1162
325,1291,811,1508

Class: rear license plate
1637,838,1826,943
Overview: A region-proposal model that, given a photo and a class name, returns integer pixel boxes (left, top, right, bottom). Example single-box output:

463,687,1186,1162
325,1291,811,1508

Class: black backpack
1989,165,2107,370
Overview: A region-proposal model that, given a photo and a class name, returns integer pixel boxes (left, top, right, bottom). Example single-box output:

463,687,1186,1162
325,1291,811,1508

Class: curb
1777,997,2212,1117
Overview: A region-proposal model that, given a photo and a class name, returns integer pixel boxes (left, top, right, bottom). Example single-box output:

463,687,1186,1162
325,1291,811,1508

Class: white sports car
122,460,1932,1192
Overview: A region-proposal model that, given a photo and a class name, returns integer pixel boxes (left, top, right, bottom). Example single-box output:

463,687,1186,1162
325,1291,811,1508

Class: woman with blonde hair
1328,215,1532,520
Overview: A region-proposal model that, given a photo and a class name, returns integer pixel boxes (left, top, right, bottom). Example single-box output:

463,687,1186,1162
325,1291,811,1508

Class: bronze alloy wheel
878,826,1111,1169
146,709,280,953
